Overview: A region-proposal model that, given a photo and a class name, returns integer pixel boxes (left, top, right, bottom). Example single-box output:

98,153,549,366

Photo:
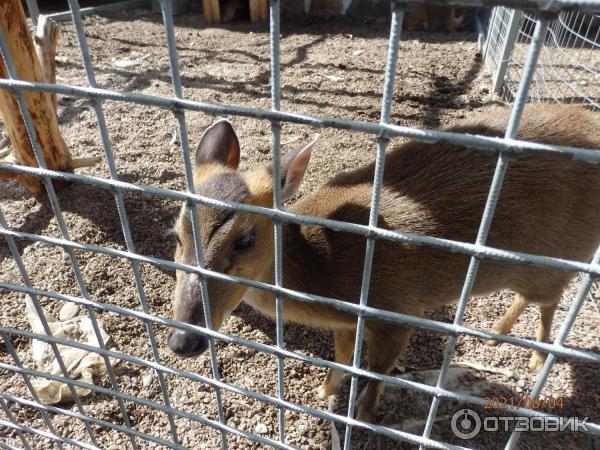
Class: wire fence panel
484,5,600,108
1,0,600,449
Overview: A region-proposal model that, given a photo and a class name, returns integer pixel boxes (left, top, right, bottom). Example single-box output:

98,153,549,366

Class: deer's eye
233,231,255,252
175,234,182,246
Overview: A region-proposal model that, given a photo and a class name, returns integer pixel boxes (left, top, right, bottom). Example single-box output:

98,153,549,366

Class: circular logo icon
451,408,481,440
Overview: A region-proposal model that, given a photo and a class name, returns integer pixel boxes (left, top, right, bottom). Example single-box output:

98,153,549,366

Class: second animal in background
404,4,469,32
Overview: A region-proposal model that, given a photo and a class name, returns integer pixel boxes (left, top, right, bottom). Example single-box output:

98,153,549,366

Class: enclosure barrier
482,4,600,108
0,0,599,449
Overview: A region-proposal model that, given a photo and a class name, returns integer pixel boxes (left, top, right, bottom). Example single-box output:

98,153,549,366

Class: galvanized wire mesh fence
0,0,599,449
483,4,600,108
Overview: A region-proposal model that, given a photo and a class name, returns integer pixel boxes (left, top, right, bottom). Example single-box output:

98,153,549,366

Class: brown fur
172,104,600,421
404,5,467,32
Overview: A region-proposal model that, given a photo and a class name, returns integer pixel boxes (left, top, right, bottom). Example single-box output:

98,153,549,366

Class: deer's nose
167,328,208,357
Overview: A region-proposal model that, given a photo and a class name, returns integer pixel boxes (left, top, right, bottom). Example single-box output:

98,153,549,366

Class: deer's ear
279,136,317,202
195,119,240,170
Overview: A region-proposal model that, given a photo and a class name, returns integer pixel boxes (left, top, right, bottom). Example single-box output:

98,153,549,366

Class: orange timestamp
484,395,565,411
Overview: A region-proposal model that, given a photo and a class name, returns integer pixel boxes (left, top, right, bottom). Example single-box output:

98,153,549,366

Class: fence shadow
49,11,489,127
0,178,180,271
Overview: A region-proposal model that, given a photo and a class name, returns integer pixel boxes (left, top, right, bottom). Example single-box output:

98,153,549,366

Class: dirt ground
1,8,599,450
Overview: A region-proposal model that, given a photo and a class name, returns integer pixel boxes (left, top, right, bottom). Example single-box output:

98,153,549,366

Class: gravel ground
1,9,599,450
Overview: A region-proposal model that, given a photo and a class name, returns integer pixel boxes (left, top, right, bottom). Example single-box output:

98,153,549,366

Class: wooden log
68,156,102,170
0,0,70,170
0,56,42,194
249,0,260,22
248,0,267,22
259,0,267,22
34,15,59,113
0,0,99,195
202,0,220,24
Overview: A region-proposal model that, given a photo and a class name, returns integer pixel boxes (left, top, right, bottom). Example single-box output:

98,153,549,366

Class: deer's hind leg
486,293,528,346
528,295,560,372
487,288,561,373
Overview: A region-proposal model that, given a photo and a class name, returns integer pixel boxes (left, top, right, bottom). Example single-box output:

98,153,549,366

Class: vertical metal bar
493,9,523,93
419,16,550,447
342,4,404,449
482,6,498,60
504,254,600,447
341,0,353,15
24,0,40,26
0,212,96,448
0,332,65,450
0,398,32,450
0,25,129,447
158,1,228,448
268,0,287,443
0,16,139,449
65,0,179,444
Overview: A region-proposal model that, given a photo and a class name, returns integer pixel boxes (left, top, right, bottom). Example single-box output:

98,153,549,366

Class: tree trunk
0,0,100,196
34,15,59,113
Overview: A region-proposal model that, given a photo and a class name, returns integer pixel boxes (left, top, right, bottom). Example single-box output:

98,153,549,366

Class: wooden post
0,57,42,194
249,0,267,23
0,0,100,196
202,0,220,24
34,15,59,113
202,0,267,24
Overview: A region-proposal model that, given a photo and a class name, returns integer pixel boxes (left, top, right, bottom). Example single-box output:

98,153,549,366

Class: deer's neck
242,221,330,316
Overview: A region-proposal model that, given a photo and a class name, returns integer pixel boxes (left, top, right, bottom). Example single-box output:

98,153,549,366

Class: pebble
59,302,80,321
254,423,268,434
142,371,153,387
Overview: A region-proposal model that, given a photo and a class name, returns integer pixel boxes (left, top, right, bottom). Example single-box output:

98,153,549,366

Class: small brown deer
168,104,600,421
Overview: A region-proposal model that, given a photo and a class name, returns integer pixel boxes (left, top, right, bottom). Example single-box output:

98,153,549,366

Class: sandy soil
1,8,598,450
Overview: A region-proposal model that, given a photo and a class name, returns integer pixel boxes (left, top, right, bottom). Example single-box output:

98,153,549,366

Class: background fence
1,0,600,449
482,5,600,108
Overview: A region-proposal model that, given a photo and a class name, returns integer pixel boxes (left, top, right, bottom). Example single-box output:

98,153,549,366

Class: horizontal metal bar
2,283,599,420
45,0,150,21
556,11,600,46
0,398,32,450
1,238,599,365
2,329,597,444
0,384,290,450
1,78,600,164
2,164,600,282
0,418,99,450
0,397,183,450
0,360,469,450
0,443,22,450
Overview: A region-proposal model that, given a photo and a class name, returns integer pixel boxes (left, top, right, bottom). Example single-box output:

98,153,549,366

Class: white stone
59,302,80,321
254,423,268,434
142,371,153,387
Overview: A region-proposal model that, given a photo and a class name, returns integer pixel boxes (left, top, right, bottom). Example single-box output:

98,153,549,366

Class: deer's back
286,104,600,312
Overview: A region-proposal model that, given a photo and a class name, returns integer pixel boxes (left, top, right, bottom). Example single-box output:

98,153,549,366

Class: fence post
25,0,40,25
481,7,497,59
492,9,523,93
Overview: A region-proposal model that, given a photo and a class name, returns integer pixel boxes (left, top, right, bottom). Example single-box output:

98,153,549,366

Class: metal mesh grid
484,5,600,108
0,0,599,449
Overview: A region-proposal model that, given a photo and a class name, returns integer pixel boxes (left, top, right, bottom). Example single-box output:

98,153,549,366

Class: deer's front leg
356,325,413,422
317,328,356,399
